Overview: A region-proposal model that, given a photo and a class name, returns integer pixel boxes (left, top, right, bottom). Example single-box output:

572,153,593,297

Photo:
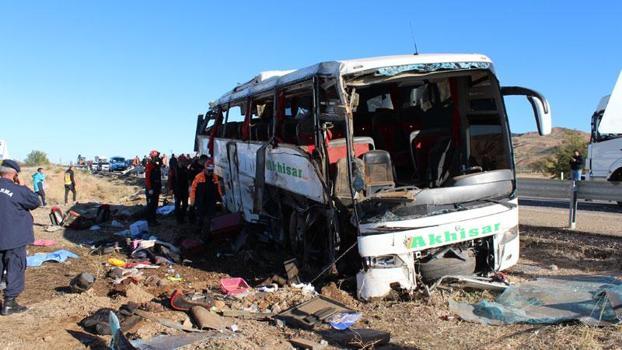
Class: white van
196,54,551,299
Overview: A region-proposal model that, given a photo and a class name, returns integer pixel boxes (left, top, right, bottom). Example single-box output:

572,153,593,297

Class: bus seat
326,137,374,165
411,128,451,181
362,150,395,194
333,157,364,204
296,113,315,146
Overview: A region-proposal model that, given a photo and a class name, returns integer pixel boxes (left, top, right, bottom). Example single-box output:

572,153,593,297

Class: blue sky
1,1,620,162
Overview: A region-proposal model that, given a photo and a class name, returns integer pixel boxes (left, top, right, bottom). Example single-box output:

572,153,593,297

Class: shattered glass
449,275,622,325
375,61,490,77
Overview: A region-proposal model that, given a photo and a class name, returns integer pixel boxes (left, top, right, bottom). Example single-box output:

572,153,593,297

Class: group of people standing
27,166,77,207
144,150,221,228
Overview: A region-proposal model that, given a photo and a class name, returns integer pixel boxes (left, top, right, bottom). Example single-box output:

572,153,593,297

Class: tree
24,150,50,166
539,131,588,179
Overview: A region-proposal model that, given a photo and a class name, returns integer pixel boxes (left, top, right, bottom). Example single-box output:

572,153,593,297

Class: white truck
196,54,551,299
586,72,622,185
0,140,9,160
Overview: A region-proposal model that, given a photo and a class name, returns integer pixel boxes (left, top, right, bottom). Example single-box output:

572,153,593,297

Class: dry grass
21,165,140,205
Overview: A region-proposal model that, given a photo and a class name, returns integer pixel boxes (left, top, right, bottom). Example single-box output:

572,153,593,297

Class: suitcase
49,206,64,226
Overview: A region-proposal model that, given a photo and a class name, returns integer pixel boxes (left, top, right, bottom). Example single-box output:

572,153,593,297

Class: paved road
518,197,622,237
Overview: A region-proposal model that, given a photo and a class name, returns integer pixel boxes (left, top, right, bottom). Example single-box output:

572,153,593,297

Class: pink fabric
32,239,57,247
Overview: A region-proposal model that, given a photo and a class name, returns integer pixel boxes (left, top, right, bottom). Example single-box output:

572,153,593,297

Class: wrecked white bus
195,54,552,299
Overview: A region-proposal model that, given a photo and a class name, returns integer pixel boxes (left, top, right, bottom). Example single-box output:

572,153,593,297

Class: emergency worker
169,155,190,223
189,162,221,229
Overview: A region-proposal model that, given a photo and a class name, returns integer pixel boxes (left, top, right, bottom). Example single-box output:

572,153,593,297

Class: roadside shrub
539,130,587,179
24,150,50,166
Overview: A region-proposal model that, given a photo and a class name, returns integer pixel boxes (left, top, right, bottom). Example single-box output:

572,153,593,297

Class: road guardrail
516,178,622,229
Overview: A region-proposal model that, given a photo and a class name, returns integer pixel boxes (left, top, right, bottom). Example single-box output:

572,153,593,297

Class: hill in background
512,127,590,172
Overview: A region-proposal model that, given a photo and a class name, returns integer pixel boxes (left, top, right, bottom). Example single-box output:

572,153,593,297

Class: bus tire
419,248,476,282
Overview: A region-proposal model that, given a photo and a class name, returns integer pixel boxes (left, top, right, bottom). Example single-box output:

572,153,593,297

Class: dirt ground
1,167,622,350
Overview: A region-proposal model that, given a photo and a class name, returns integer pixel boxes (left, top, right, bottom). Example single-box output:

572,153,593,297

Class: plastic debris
111,220,124,228
89,225,102,231
26,249,79,267
327,312,362,330
449,275,622,325
229,324,239,332
166,276,184,283
108,258,127,267
220,277,250,296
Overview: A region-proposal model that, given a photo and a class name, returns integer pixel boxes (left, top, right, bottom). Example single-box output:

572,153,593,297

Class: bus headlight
362,255,404,269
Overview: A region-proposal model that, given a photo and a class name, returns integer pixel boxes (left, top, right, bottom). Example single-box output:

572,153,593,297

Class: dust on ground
1,167,622,350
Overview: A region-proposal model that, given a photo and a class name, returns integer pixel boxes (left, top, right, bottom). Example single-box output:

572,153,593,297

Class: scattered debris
170,289,213,311
111,220,125,228
220,277,250,296
108,258,127,267
191,306,227,330
221,309,273,320
156,205,175,215
431,275,510,292
257,284,278,293
319,328,391,348
69,272,96,293
292,282,316,295
82,305,141,336
132,309,205,333
449,275,622,325
49,206,64,226
283,258,301,284
44,225,63,232
289,337,326,350
32,239,57,247
26,249,79,267
129,220,149,237
326,312,362,330
89,224,102,231
277,295,355,329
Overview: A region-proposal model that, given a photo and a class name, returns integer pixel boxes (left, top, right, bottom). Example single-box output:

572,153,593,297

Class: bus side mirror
502,86,552,136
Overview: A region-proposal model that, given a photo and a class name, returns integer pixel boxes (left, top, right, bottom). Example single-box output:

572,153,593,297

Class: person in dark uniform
189,162,221,229
0,159,40,315
144,150,162,225
169,155,190,223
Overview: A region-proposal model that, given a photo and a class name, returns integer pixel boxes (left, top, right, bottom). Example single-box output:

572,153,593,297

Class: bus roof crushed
216,53,492,105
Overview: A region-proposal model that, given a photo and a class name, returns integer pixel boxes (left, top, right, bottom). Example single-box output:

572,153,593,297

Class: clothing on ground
26,249,79,267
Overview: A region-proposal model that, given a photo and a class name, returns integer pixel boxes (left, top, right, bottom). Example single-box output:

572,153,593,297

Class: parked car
110,157,128,171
